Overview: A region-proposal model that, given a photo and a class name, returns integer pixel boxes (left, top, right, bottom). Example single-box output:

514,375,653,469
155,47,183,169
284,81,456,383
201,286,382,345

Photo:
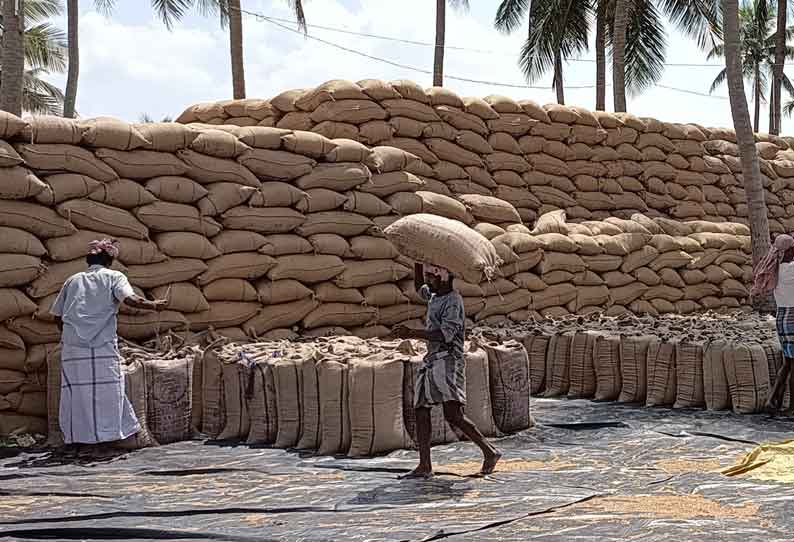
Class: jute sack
480,340,532,433
257,234,312,256
95,148,187,179
19,115,80,143
703,340,731,410
296,355,322,450
0,255,44,288
200,348,225,438
197,183,257,215
363,284,409,307
522,333,550,395
295,211,374,237
317,358,351,455
256,279,313,305
459,195,522,224
567,331,598,399
143,356,194,444
155,232,220,260
236,148,314,182
724,343,770,414
294,162,371,192
475,290,530,320
674,341,705,409
362,171,424,198
117,311,188,341
216,360,250,441
315,282,365,304
246,359,279,445
17,143,118,182
117,360,158,450
88,178,158,209
197,253,276,285
135,122,198,152
79,117,150,150
0,327,24,351
543,332,573,398
189,129,250,158
136,201,221,236
0,200,76,239
212,230,268,254
35,174,98,206
244,299,319,336
303,303,377,329
307,233,351,257
150,282,209,313
531,284,577,311
0,414,47,436
377,304,427,326
592,334,622,401
0,369,25,395
0,167,47,200
27,258,126,298
178,149,260,187
388,191,472,224
460,344,501,438
272,346,317,448
645,339,677,407
221,206,306,234
204,278,258,302
0,227,46,257
57,200,148,240
268,254,346,283
126,259,207,289
0,347,27,371
334,259,411,289
187,302,260,331
384,214,501,284
344,191,393,217
294,188,345,213
349,236,400,260
348,354,411,457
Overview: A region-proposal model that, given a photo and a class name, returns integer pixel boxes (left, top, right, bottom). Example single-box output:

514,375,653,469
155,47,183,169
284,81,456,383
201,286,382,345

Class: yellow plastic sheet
723,440,794,482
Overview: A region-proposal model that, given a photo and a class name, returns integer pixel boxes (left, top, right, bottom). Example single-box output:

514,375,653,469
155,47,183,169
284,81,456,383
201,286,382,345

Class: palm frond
658,0,722,50
150,0,192,30
494,0,530,33
22,68,64,115
24,0,64,23
286,0,307,32
606,0,667,94
784,99,794,117
709,67,728,93
24,23,67,72
93,0,117,17
449,0,470,10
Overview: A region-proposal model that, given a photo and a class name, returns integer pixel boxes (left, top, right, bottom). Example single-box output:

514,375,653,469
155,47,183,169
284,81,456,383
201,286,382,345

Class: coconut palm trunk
754,66,761,132
434,0,446,86
595,1,606,111
612,0,628,112
229,0,245,99
772,0,786,134
64,0,79,118
724,0,771,275
1,0,26,115
554,53,565,104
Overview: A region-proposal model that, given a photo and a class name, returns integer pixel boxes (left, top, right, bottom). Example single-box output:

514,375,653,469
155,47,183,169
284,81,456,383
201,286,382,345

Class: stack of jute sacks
176,78,794,232
487,311,780,414
108,334,532,456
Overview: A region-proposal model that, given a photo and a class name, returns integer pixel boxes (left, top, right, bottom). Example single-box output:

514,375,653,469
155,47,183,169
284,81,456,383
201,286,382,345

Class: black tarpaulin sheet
2,398,794,541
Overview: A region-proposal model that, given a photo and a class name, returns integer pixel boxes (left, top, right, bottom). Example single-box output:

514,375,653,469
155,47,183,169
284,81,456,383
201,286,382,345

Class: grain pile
483,310,780,414
178,78,794,232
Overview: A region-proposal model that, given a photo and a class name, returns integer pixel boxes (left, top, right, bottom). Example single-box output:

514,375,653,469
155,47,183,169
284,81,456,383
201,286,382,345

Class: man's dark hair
86,251,114,268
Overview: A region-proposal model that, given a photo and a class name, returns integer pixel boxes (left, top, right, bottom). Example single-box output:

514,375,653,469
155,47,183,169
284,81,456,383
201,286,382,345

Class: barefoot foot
399,468,434,480
480,451,502,475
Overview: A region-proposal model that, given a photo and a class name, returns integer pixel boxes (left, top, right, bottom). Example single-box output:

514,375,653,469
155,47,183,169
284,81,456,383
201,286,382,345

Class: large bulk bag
567,331,598,399
522,333,550,395
674,342,705,409
481,340,532,433
593,335,622,401
544,332,573,397
724,343,770,414
348,355,411,457
316,358,351,455
142,356,194,444
246,358,279,445
215,360,251,441
117,360,158,450
703,340,731,410
645,339,677,407
384,214,502,284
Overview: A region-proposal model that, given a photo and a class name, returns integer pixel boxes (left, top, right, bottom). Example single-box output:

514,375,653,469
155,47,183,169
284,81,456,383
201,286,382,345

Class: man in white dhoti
50,238,167,448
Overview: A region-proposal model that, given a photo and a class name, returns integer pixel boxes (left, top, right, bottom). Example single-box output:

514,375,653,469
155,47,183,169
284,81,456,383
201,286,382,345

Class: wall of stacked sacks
0,79,779,437
177,78,794,233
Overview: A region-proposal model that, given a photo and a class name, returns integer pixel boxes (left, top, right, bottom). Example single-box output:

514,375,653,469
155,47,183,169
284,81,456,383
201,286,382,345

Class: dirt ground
2,398,793,541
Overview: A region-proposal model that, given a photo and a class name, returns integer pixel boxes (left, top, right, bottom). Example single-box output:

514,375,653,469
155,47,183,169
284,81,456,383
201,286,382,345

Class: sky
40,0,785,132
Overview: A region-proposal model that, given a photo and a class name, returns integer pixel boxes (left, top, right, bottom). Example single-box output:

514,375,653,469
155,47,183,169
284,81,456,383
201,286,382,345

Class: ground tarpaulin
2,398,794,541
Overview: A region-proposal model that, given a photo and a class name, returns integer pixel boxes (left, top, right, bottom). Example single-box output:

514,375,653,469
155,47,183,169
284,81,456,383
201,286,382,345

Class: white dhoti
59,341,140,444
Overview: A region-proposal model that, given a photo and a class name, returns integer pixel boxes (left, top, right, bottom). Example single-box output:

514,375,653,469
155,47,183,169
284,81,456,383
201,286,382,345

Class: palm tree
1,0,68,115
495,0,716,108
495,0,590,104
434,0,469,87
723,0,771,280
707,0,794,132
64,1,195,118
200,1,306,100
1,0,25,115
612,0,629,111
771,0,786,134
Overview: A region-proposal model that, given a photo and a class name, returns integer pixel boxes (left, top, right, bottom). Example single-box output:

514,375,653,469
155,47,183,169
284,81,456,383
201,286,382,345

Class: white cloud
40,0,783,131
